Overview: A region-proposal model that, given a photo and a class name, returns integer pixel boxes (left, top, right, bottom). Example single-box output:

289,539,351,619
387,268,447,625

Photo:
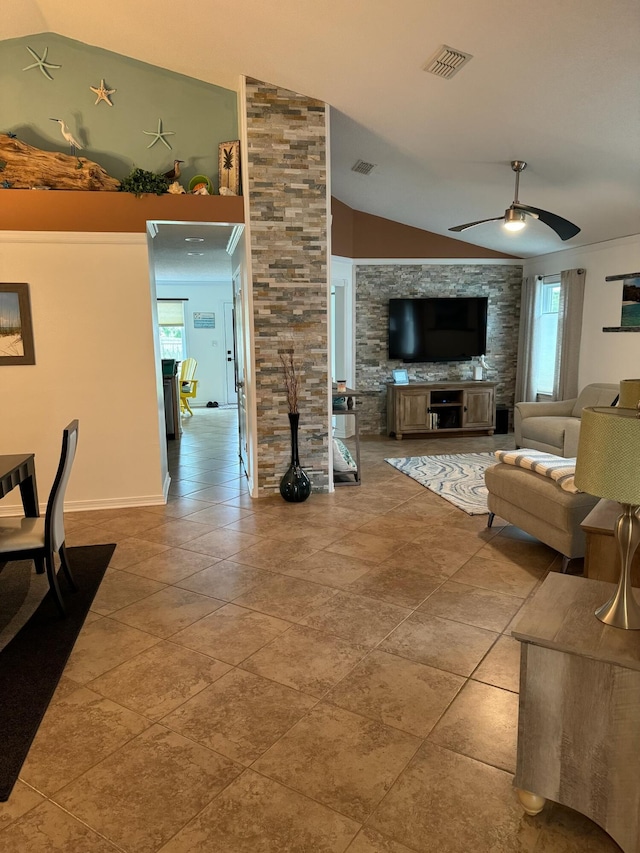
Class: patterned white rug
385,452,497,515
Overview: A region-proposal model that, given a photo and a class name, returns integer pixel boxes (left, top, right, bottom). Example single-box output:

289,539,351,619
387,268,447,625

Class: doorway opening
146,220,248,481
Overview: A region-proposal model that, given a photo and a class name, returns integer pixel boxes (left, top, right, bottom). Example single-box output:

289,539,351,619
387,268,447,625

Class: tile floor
0,409,621,852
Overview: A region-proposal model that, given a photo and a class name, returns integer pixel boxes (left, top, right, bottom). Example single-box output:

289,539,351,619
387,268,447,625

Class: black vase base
280,465,312,503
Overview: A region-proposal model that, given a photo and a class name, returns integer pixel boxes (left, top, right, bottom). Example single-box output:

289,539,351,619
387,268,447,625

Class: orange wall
2,188,515,262
331,196,519,260
0,191,244,232
331,198,355,257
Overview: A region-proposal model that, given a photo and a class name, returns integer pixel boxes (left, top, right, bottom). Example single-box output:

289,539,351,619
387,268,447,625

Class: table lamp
618,378,640,412
575,406,640,628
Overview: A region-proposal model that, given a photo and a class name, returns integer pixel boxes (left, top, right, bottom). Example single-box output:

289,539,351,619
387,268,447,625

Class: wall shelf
0,190,244,233
602,327,640,332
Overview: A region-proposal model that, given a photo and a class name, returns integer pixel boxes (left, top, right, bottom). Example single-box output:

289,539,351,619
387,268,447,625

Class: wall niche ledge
0,190,244,233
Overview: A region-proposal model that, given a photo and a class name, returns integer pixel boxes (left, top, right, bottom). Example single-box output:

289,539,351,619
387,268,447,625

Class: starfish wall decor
22,46,61,81
143,119,175,150
90,79,116,106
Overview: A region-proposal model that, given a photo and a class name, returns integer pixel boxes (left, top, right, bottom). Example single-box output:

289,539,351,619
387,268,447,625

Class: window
157,300,186,360
535,279,560,396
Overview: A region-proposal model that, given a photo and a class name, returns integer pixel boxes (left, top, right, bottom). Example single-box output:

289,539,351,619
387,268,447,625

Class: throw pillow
333,438,357,472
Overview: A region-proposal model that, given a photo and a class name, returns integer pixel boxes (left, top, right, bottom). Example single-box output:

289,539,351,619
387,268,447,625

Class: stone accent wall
355,264,523,434
244,78,329,493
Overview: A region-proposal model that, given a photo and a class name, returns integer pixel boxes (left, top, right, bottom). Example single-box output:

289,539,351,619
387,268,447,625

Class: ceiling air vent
423,45,473,79
351,159,376,176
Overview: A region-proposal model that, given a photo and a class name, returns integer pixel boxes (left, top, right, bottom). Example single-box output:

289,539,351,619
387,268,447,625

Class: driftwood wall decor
0,134,120,191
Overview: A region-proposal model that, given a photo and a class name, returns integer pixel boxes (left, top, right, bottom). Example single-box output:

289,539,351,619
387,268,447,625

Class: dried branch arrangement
280,350,299,413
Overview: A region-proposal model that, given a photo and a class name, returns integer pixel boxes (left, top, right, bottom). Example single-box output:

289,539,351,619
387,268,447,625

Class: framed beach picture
218,140,241,195
0,283,35,365
620,274,640,327
605,272,640,330
392,368,409,384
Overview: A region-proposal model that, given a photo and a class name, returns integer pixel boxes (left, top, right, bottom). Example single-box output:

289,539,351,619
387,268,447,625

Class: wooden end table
512,572,640,852
581,499,640,586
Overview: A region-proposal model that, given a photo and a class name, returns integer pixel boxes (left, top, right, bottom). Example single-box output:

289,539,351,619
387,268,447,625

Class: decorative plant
221,146,234,188
280,349,299,413
119,167,168,197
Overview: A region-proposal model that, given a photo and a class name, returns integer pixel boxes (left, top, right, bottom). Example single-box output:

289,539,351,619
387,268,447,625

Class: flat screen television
388,296,488,362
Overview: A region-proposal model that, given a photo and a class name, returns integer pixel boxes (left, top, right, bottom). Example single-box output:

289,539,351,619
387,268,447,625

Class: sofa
514,383,619,458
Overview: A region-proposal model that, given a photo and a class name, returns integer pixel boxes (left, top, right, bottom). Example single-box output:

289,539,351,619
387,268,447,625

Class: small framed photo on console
392,368,409,385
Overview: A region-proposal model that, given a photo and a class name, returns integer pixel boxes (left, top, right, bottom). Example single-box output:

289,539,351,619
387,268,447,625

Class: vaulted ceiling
6,0,640,258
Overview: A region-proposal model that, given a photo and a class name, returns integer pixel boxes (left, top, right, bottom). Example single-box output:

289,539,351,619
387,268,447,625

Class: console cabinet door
463,387,495,429
398,390,430,431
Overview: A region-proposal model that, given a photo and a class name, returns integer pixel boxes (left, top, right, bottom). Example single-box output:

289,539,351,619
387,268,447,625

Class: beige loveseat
514,383,619,458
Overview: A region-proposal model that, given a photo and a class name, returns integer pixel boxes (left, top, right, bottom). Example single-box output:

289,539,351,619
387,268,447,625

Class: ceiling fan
449,160,580,241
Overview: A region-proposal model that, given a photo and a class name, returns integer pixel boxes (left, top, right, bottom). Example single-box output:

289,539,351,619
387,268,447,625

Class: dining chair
0,420,79,617
179,357,198,415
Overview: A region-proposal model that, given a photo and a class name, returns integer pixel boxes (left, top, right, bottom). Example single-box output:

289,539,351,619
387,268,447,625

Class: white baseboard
0,493,167,518
64,495,168,512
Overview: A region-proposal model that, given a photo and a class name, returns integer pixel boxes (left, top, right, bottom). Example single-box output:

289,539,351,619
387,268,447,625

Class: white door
233,269,249,477
223,302,237,404
332,278,352,438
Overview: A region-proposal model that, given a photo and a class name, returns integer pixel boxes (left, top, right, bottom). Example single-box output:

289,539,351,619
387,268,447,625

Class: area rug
385,452,496,515
0,544,115,801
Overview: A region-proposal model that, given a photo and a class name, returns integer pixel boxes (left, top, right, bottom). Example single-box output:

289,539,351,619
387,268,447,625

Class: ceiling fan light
503,208,527,232
503,219,526,232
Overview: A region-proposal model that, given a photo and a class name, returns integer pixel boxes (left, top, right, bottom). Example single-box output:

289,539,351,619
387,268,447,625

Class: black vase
280,412,312,502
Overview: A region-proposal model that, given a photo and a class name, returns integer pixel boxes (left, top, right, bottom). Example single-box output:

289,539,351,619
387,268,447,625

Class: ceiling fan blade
448,216,503,233
513,203,580,241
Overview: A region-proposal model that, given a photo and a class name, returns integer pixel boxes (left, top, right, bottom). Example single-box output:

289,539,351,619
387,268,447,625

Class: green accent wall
1,33,238,187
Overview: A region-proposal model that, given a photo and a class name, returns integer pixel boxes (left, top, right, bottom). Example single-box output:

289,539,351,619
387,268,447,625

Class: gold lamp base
595,588,640,629
595,504,640,630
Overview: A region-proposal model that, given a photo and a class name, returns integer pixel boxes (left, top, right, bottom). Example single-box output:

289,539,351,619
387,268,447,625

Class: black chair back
45,420,79,552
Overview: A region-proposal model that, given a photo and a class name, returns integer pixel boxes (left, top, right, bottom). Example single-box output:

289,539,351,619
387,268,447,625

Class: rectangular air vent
423,45,473,79
351,159,376,176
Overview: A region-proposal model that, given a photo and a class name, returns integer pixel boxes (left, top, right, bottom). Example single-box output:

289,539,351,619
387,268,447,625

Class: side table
581,498,640,585
333,388,361,486
512,572,640,853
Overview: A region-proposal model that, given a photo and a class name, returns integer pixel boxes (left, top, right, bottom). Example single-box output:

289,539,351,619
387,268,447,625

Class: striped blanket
494,449,579,494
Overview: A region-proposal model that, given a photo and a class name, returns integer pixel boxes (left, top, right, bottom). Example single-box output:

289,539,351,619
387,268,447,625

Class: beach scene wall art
0,283,35,364
621,275,640,327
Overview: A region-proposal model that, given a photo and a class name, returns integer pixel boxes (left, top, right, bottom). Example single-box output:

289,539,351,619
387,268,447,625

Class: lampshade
619,378,640,410
575,407,640,505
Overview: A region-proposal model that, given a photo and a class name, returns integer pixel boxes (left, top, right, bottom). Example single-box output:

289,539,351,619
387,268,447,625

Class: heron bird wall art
49,118,83,155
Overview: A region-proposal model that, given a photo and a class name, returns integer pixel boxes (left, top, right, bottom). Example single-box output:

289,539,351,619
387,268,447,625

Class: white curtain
514,275,541,403
553,268,586,400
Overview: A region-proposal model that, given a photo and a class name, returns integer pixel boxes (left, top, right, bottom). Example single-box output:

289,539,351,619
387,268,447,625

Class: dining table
0,454,40,517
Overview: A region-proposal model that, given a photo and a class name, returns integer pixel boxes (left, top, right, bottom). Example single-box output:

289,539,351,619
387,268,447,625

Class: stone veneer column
243,77,329,494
